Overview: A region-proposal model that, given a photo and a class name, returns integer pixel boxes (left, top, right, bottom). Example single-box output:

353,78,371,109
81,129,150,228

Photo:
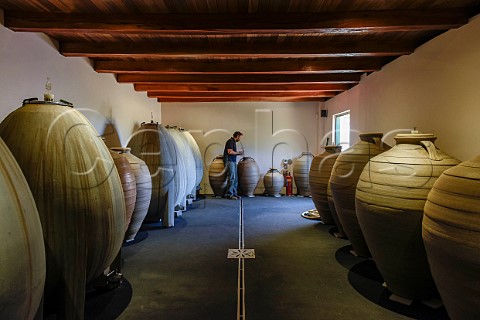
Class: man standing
223,131,243,200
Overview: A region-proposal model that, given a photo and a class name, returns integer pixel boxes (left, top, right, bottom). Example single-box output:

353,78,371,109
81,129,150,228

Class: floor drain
228,249,255,259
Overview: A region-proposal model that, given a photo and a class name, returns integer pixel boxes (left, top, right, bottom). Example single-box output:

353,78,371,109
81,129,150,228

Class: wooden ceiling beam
147,91,338,98
4,9,471,35
95,58,386,74
60,40,415,58
157,97,328,102
135,83,351,92
117,73,362,84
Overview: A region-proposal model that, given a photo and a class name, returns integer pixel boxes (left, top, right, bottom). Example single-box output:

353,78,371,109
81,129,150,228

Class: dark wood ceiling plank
60,40,415,58
134,83,351,92
157,97,328,102
117,73,362,84
4,9,472,35
95,58,386,74
147,91,338,98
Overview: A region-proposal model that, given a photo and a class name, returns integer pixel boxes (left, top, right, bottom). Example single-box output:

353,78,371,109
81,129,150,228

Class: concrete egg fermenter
0,99,125,319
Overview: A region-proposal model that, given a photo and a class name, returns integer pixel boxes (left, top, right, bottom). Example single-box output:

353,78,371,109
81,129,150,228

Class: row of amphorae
307,132,479,320
0,98,203,319
208,155,267,197
208,152,316,198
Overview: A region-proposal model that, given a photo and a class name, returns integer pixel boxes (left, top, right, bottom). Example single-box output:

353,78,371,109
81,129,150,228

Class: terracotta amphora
293,151,314,196
0,99,125,319
309,145,342,224
111,147,152,242
330,133,388,257
209,155,228,197
423,155,480,318
0,138,45,320
238,156,260,197
356,133,459,300
128,122,176,226
264,168,284,197
109,148,137,231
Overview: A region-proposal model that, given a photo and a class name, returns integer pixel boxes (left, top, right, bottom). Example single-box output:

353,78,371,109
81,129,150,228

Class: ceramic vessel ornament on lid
44,77,54,101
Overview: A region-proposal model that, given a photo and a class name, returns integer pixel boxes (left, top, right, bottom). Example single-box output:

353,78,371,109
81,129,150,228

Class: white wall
324,15,480,161
162,101,321,194
0,13,160,147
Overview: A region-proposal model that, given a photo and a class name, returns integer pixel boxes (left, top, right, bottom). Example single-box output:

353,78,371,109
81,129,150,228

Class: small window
332,110,350,149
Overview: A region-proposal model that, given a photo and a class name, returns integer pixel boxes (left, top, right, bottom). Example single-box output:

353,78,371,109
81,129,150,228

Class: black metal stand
84,247,132,319
84,277,132,320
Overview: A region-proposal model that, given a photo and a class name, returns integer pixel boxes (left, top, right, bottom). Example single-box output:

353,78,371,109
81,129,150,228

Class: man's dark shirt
223,137,237,163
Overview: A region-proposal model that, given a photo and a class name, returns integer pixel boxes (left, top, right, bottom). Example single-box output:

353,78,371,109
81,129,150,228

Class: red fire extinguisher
285,172,293,196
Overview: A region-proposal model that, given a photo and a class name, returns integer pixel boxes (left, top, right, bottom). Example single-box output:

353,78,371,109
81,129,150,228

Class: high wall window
332,110,350,149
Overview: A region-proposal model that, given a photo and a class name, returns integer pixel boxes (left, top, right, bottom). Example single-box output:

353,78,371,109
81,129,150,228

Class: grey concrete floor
111,196,445,320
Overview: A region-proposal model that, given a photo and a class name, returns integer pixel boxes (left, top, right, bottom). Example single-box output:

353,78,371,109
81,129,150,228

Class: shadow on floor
335,245,450,320
84,279,133,320
122,230,149,247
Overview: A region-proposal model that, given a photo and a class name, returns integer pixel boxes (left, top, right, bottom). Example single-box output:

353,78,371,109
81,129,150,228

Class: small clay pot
264,168,284,197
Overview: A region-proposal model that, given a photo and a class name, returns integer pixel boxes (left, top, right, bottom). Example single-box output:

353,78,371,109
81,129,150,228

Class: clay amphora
0,99,125,319
423,155,480,318
264,168,284,197
309,146,342,224
110,148,137,231
111,147,152,242
0,138,45,319
293,151,314,196
327,181,347,238
183,130,204,193
166,126,195,209
356,133,459,300
209,155,227,197
238,157,260,197
330,133,388,257
128,122,176,226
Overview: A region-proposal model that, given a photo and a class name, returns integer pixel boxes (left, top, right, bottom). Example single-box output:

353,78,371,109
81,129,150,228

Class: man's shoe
230,196,239,200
